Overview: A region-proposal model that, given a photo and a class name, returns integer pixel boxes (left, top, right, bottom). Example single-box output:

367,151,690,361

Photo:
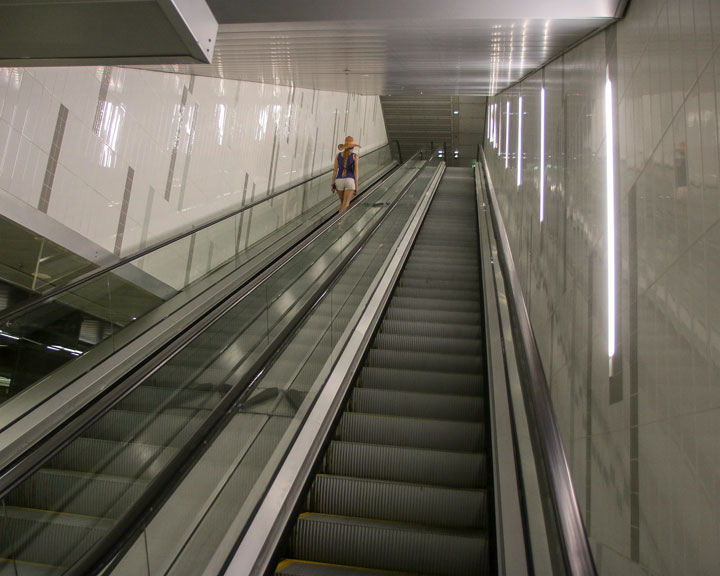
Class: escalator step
116,385,222,414
359,367,482,396
388,296,480,313
379,320,481,340
384,307,481,326
44,437,177,480
0,513,107,568
397,277,478,291
365,349,483,374
7,468,146,520
393,286,478,301
276,559,413,575
324,441,486,488
289,514,488,576
309,474,488,530
84,410,205,448
336,413,484,451
351,388,483,421
373,334,482,355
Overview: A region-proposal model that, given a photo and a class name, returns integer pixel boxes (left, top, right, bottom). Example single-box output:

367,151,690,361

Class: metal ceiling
137,0,628,96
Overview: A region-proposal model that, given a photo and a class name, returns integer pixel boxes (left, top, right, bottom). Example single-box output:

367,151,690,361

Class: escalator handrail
0,143,394,324
67,153,429,576
478,147,597,576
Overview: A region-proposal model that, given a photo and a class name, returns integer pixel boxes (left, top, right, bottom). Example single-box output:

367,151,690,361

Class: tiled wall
485,0,720,574
0,66,387,261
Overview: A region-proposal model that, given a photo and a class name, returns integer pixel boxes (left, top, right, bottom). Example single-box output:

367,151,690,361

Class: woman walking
331,136,360,213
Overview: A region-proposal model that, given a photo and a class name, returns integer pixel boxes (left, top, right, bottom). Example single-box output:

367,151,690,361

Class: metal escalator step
373,334,482,355
359,367,482,396
351,388,483,421
84,410,205,448
388,296,480,313
336,413,484,451
7,468,146,519
384,308,481,326
44,437,177,480
403,262,479,276
116,385,222,414
399,270,479,283
365,349,483,374
379,320,481,340
309,475,487,530
393,286,478,301
0,513,108,568
289,514,488,576
397,277,479,291
276,559,413,575
324,442,486,488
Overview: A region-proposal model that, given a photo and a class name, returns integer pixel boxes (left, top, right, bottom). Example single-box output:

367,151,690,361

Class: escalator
0,152,594,576
275,168,492,576
0,155,425,575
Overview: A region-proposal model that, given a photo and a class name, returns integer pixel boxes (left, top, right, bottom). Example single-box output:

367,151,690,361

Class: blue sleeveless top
336,152,356,179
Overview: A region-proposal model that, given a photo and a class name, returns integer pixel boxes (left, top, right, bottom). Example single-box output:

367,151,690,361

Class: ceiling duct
0,0,217,65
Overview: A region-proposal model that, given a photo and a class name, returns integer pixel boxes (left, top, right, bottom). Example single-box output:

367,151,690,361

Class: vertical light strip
487,104,492,142
605,66,616,359
494,103,499,147
517,96,523,186
498,100,503,156
505,101,510,168
540,87,545,222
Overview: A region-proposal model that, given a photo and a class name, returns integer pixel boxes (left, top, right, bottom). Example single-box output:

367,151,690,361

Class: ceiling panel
138,15,619,95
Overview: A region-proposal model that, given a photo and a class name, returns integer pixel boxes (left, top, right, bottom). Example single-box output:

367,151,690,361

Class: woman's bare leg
340,189,353,212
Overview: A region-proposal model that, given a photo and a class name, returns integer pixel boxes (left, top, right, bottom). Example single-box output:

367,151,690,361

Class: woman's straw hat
338,136,361,150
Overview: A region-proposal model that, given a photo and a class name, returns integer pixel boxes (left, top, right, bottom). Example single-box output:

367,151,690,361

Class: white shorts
335,178,356,191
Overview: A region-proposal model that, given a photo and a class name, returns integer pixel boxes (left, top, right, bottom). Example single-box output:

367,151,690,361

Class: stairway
277,168,492,576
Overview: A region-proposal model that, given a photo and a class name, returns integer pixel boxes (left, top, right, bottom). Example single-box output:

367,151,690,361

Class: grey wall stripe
311,127,319,173
184,234,196,286
331,110,339,161
287,86,296,143
38,104,69,214
178,103,200,212
267,125,278,194
270,133,281,195
300,92,304,110
93,67,113,136
165,86,189,201
311,90,317,115
244,182,256,248
205,243,214,273
114,166,135,256
236,172,250,252
188,75,196,95
140,186,155,250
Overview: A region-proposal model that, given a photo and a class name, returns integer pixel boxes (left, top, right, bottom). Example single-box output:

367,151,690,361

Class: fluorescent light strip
605,66,615,359
540,87,545,222
505,101,510,168
498,100,503,156
517,96,523,187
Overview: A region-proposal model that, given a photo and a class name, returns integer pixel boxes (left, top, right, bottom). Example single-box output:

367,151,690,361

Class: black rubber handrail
0,144,393,324
478,147,597,576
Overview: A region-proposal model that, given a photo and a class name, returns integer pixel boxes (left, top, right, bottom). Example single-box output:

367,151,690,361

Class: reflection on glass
0,146,393,412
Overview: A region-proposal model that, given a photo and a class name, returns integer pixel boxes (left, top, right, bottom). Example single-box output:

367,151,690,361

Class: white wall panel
0,65,387,259
485,0,720,574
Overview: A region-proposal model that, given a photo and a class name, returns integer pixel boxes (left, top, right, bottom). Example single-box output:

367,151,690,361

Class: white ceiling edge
207,0,624,23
